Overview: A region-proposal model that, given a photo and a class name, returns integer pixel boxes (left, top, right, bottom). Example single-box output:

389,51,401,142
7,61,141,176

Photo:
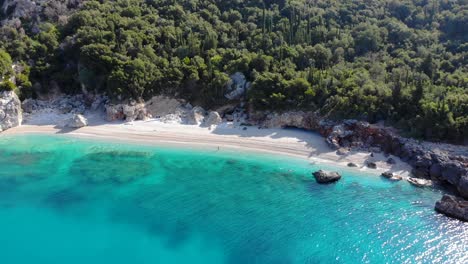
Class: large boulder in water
435,195,468,222
0,91,22,132
312,170,342,184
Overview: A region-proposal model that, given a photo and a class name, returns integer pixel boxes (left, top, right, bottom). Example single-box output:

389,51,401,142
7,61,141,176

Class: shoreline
2,121,413,177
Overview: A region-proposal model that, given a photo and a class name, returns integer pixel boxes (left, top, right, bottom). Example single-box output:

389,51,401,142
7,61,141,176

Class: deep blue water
0,134,466,263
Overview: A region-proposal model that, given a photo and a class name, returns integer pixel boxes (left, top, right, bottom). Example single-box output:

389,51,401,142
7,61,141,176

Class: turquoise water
0,135,466,264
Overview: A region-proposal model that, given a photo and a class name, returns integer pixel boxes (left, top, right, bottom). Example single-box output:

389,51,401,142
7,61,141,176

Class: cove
0,134,466,263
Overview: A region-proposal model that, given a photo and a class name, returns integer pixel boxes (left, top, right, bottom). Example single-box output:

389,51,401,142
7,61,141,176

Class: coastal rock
262,111,306,129
312,170,342,184
66,114,88,128
186,106,206,125
247,111,468,200
381,171,402,181
336,148,349,156
0,91,22,131
105,104,125,121
366,161,377,169
145,96,186,118
204,111,222,126
347,162,358,167
435,195,468,222
105,103,149,122
326,124,354,150
407,177,433,187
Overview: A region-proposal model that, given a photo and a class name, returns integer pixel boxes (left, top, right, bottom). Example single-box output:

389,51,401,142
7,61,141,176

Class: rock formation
407,177,433,187
105,102,149,122
205,111,222,126
366,161,377,169
224,72,250,100
312,170,342,183
435,195,468,222
0,91,22,132
381,171,402,181
66,114,88,128
186,106,206,125
250,110,468,200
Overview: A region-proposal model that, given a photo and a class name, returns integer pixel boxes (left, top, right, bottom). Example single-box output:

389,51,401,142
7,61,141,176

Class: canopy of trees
0,0,466,142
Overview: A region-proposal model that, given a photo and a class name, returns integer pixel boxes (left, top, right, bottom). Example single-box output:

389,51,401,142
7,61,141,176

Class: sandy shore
2,117,413,176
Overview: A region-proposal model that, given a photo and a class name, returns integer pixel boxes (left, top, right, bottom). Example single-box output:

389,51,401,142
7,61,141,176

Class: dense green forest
0,0,466,142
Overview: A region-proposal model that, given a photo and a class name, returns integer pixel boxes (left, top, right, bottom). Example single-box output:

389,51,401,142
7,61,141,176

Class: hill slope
0,0,466,142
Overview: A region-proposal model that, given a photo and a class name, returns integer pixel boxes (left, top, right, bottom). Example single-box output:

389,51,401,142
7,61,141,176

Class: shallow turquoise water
0,134,466,263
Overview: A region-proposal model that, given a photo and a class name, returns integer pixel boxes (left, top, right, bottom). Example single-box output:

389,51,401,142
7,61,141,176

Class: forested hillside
0,0,466,142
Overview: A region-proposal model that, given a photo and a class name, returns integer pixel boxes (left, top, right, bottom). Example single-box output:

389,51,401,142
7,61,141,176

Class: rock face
186,106,206,125
0,91,22,132
224,72,250,100
204,111,222,126
366,161,377,169
312,170,342,184
66,114,88,128
435,195,468,222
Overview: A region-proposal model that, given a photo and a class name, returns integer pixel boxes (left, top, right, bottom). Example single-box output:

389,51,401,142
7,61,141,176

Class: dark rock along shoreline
250,111,468,221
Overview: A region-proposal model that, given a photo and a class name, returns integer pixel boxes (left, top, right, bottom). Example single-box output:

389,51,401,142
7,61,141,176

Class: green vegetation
0,0,466,142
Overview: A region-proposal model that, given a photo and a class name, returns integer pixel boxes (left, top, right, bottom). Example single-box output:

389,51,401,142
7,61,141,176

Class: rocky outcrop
312,170,342,183
381,171,402,181
407,177,433,187
224,72,250,100
186,106,206,125
0,91,22,132
435,195,468,222
105,102,149,122
366,161,377,169
251,110,468,199
66,114,88,128
204,111,222,126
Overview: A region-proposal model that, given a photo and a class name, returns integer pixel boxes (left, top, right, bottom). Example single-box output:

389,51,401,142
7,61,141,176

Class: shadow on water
43,188,87,210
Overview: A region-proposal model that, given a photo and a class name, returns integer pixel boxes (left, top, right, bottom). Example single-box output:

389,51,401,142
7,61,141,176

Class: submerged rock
381,171,402,181
66,114,88,128
312,170,342,184
435,195,468,222
0,91,22,132
407,177,433,187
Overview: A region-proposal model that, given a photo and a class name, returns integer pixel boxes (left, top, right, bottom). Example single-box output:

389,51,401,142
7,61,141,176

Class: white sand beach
3,113,413,177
